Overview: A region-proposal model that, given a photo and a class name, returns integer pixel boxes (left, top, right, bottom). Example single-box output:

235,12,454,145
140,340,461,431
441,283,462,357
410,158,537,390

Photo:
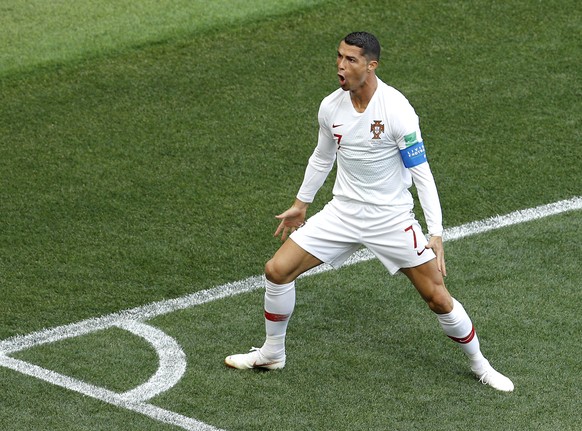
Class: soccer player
225,32,514,392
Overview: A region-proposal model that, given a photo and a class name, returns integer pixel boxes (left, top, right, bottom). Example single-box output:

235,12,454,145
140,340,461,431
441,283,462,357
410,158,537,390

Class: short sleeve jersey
317,78,422,207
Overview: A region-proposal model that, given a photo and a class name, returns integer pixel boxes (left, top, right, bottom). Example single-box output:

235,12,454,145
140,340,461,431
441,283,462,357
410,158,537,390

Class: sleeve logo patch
404,131,418,147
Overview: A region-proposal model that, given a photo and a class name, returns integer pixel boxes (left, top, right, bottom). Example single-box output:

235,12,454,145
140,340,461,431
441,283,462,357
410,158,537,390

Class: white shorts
290,197,435,275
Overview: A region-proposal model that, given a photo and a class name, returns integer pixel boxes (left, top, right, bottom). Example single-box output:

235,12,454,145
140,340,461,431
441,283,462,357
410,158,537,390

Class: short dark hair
343,32,381,61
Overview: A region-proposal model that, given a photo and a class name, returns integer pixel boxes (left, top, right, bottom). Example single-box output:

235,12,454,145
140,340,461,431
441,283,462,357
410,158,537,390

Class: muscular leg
259,239,322,359
400,258,514,391
401,259,485,367
225,239,322,368
400,258,452,314
265,238,323,284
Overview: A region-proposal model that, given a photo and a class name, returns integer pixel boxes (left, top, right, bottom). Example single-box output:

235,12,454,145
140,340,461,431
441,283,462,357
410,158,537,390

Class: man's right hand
273,200,309,241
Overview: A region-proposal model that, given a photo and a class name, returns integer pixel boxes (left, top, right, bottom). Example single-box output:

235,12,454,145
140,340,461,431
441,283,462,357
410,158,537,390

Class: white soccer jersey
297,78,443,236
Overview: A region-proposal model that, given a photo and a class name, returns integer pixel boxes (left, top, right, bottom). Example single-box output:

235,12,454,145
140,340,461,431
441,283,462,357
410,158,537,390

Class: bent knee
427,289,453,314
265,258,293,284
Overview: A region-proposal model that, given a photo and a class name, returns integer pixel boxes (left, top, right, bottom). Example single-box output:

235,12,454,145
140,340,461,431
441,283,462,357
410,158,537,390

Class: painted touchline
3,196,581,355
0,196,580,431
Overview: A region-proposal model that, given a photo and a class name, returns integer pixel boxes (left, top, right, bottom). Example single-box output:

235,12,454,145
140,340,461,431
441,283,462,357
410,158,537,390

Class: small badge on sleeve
404,132,418,147
400,141,427,168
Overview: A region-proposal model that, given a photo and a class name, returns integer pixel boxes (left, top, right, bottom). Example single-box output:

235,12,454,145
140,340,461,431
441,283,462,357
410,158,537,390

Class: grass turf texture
0,0,329,77
0,0,580,429
8,214,580,430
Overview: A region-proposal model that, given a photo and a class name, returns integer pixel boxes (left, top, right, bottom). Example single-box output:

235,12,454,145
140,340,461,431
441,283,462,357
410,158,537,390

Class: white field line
115,320,187,402
0,354,219,431
0,196,580,431
4,197,581,355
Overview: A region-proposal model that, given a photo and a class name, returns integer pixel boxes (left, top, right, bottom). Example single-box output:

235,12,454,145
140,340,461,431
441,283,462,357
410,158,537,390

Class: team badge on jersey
370,120,384,140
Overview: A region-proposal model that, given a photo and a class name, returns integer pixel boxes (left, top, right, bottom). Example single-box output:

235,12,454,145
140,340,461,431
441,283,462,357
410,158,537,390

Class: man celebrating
225,32,513,392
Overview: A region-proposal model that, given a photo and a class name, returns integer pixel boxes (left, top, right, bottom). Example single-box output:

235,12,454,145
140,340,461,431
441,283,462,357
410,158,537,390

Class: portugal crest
370,120,384,139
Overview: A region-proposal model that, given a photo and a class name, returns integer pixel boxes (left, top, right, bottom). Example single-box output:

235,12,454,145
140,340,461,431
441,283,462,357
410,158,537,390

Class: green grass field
0,0,580,430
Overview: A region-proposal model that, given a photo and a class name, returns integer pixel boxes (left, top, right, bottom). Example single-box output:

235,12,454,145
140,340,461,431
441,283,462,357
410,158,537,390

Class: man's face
336,41,373,91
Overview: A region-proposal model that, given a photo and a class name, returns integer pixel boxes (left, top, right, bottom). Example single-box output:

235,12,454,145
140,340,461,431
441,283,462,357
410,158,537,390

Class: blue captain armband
400,141,427,168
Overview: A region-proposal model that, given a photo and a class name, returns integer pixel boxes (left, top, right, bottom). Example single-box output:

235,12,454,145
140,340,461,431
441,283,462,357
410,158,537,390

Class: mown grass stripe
0,196,579,431
1,196,579,355
0,0,327,77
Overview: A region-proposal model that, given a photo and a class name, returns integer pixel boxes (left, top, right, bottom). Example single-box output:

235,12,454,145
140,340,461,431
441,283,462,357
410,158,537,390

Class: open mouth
338,73,346,86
